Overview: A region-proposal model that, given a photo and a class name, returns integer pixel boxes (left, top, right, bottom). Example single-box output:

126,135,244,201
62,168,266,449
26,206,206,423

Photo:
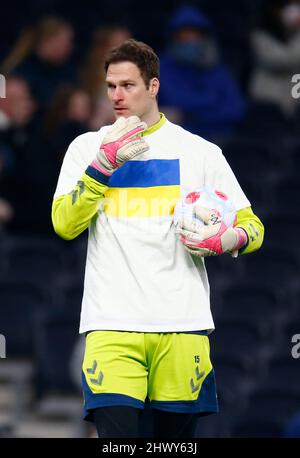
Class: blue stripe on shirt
109,159,180,188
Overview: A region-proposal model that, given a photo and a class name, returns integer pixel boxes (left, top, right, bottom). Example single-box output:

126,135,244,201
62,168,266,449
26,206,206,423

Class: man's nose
112,87,124,102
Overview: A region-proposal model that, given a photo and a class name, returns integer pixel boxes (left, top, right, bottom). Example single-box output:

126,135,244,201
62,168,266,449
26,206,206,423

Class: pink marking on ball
215,190,228,201
185,192,201,204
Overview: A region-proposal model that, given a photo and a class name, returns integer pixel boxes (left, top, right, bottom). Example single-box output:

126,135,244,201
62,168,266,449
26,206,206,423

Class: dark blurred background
0,0,300,438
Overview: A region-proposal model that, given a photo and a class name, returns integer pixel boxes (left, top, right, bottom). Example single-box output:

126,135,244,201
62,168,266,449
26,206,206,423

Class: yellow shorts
82,330,218,421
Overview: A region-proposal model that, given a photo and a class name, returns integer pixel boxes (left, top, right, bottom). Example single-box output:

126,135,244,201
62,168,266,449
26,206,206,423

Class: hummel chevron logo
78,180,85,196
90,371,104,386
249,223,259,242
86,360,104,386
87,360,97,374
195,366,205,380
190,365,205,393
70,189,78,205
190,379,200,393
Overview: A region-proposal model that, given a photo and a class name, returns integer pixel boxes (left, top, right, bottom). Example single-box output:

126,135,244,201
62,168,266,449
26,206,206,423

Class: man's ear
149,78,160,98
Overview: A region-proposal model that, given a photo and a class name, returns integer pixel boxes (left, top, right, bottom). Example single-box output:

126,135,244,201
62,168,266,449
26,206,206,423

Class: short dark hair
104,38,160,88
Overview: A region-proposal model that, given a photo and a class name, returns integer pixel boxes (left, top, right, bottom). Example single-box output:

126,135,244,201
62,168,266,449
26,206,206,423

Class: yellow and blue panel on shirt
102,159,181,218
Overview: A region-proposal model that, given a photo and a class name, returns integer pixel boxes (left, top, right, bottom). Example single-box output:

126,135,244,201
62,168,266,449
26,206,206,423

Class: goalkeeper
52,39,264,438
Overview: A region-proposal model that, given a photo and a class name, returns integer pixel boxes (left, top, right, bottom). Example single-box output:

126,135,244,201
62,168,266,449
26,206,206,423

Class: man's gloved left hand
89,116,148,179
178,205,248,257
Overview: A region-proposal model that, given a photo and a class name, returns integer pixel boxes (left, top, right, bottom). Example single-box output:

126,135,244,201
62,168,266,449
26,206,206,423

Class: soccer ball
173,186,236,231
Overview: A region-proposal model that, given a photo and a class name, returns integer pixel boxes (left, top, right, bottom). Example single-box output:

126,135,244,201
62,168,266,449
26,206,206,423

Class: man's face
106,61,157,119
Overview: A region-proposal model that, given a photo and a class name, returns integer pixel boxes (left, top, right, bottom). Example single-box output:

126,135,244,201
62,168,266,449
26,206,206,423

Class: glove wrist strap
234,227,248,251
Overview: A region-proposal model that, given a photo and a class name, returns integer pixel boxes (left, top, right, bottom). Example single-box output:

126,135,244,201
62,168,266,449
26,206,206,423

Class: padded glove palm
91,116,149,176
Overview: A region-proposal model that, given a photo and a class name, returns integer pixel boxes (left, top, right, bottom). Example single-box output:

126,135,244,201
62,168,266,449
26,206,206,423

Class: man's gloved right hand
178,205,247,258
90,116,149,177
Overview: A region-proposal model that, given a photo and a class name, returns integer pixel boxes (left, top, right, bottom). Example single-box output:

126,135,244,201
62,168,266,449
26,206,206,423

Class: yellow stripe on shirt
103,185,181,217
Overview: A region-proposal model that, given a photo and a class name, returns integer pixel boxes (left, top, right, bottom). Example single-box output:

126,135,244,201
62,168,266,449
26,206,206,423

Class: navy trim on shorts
181,330,209,336
82,371,144,422
150,370,219,415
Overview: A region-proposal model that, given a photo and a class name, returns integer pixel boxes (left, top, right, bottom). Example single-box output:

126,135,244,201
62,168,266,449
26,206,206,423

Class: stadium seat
243,248,300,290
209,320,265,367
205,253,247,290
221,283,283,333
0,280,47,425
224,143,271,178
282,412,300,438
61,284,83,319
0,232,8,275
276,178,300,213
236,176,269,216
238,100,291,137
33,308,80,397
2,235,66,285
31,307,82,424
282,315,300,341
289,145,300,177
231,416,283,438
243,388,300,426
220,135,281,216
263,213,300,257
211,354,256,401
65,234,88,281
195,408,233,438
0,280,47,357
258,356,300,394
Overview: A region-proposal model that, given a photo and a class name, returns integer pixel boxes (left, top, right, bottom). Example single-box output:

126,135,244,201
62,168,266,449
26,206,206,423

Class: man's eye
125,84,133,89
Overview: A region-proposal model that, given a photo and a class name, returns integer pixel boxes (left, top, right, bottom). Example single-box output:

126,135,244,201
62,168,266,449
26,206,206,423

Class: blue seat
243,248,299,289
2,235,66,284
221,283,281,331
205,254,246,288
263,213,300,256
236,177,269,214
260,356,300,393
239,100,290,137
276,179,300,213
61,284,83,319
283,412,300,438
0,281,46,357
224,143,271,178
282,316,300,341
33,308,80,397
244,388,300,425
209,320,264,366
231,416,283,438
64,233,88,281
211,354,254,400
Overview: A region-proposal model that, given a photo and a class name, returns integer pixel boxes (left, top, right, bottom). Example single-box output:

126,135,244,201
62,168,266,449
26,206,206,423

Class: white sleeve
203,145,251,211
53,130,106,198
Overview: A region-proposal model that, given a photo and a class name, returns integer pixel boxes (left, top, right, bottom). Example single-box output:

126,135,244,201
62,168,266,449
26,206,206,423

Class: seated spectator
0,76,55,234
0,77,37,229
44,85,92,164
249,0,300,117
79,25,131,129
0,77,36,131
0,190,13,229
1,16,76,111
158,5,246,142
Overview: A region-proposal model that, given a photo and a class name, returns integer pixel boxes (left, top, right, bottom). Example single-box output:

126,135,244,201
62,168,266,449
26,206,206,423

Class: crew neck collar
142,113,166,136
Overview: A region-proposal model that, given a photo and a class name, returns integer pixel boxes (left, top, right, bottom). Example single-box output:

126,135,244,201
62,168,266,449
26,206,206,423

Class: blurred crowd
0,17,131,233
0,0,300,236
1,0,300,438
